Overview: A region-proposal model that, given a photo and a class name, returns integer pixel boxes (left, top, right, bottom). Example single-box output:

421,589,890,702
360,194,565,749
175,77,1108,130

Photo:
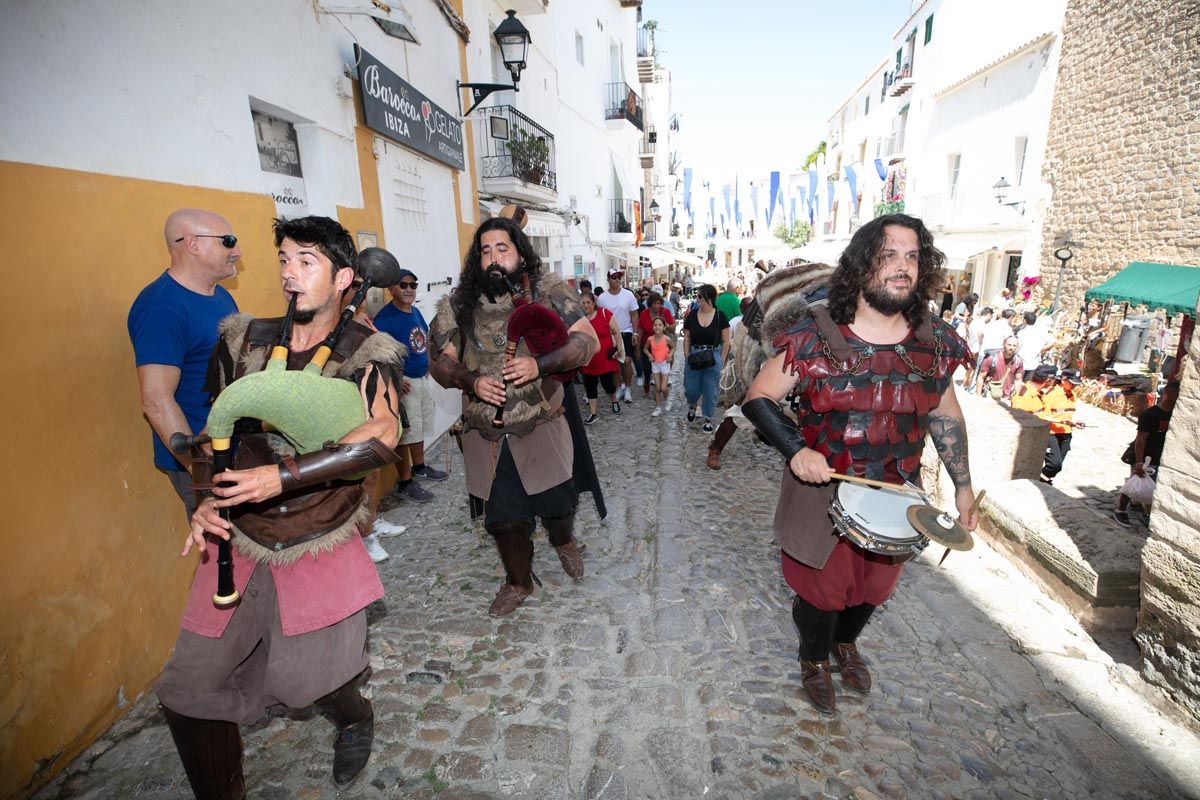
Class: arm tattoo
928,410,971,489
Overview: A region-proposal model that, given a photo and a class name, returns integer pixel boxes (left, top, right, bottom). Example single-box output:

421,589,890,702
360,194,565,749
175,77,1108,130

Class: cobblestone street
36,366,1200,800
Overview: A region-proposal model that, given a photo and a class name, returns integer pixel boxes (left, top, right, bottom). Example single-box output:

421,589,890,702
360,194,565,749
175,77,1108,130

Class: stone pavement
35,364,1200,800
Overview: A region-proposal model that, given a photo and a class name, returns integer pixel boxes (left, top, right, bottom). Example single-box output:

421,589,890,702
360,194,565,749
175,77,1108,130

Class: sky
646,0,919,182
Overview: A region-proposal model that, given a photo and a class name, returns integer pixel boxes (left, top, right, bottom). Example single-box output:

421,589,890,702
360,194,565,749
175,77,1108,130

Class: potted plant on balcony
507,129,549,186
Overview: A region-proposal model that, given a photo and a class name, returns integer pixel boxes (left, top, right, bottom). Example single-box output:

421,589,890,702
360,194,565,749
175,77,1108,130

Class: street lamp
457,10,532,116
1051,243,1073,313
649,199,661,221
992,176,1025,214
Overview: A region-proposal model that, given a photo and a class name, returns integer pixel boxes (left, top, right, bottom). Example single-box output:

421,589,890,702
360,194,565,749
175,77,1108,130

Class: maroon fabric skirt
781,540,904,611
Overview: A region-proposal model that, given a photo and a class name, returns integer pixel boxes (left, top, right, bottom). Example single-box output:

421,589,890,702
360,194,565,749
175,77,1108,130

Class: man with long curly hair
743,213,978,715
428,216,598,616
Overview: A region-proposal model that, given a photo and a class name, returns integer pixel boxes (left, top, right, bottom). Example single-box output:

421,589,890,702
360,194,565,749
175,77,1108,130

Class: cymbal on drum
906,505,974,552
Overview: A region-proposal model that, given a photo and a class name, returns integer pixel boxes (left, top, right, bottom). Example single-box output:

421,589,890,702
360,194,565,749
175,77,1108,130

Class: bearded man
429,216,599,616
743,213,977,715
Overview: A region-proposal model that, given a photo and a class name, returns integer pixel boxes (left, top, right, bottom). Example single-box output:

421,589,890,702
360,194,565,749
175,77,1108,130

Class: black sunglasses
396,281,419,289
175,234,238,248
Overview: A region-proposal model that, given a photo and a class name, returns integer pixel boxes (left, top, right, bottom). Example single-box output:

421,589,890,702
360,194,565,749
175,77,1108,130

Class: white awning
934,233,1003,267
479,201,567,239
651,245,703,267
610,152,635,199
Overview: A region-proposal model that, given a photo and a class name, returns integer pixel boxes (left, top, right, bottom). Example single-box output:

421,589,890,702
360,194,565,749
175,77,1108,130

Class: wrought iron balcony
610,199,635,234
640,126,656,167
479,105,556,197
889,63,914,97
637,26,653,58
605,82,644,131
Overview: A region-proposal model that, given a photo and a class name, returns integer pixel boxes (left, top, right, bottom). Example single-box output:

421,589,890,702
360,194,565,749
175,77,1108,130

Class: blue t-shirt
373,302,427,378
127,271,238,470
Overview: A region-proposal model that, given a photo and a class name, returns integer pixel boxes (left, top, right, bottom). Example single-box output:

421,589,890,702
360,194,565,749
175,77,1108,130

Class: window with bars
386,154,427,231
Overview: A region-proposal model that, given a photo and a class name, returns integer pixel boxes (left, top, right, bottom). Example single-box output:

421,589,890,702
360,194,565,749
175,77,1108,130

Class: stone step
977,479,1146,630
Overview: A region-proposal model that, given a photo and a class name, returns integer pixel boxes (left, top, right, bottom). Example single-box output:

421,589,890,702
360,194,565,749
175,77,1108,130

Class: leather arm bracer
429,351,480,394
534,331,597,377
277,438,400,493
741,397,806,463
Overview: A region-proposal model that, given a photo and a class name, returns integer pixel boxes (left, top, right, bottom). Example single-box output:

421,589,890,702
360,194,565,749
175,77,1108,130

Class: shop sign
355,46,464,171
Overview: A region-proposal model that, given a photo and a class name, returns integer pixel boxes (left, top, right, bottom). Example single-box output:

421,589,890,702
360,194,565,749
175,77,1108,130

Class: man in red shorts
743,213,978,715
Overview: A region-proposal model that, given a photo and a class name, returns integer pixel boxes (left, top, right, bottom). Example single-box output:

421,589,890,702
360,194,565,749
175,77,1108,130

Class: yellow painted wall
0,66,475,796
0,162,284,798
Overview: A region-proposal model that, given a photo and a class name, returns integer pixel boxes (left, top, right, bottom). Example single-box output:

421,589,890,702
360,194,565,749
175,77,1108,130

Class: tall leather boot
792,595,837,714
543,514,585,579
831,603,876,693
160,705,246,800
487,519,536,616
313,668,374,788
706,417,738,470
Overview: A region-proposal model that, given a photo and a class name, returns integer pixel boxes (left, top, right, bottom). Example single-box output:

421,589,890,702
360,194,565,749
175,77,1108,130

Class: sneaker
703,420,714,433
584,413,599,425
687,409,696,422
362,533,389,563
652,406,662,417
624,386,634,402
398,481,434,504
612,401,621,414
665,397,674,413
372,518,407,538
1112,510,1131,528
414,465,448,482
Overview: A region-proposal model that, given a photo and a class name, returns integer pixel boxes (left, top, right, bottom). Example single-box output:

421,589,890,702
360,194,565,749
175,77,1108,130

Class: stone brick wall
1136,301,1200,720
1035,0,1199,313
1038,0,1200,720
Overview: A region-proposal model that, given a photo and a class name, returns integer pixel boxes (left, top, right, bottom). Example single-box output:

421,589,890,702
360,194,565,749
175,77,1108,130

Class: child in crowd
644,316,675,417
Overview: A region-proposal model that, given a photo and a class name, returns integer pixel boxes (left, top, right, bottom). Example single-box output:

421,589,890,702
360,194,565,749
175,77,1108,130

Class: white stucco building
804,0,1067,305
460,0,646,287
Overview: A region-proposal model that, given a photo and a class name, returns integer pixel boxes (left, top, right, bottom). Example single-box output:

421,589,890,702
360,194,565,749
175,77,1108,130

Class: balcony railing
641,128,657,153
637,26,654,58
479,105,556,192
881,130,906,158
610,199,635,234
888,63,915,97
605,82,644,131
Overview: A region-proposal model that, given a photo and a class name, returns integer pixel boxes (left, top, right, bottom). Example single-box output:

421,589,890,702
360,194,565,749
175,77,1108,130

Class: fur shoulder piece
755,263,836,348
217,312,256,356
428,294,459,353
536,273,583,326
333,325,408,379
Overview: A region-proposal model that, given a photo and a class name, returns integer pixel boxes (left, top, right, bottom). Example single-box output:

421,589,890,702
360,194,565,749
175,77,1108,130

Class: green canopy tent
1085,261,1200,317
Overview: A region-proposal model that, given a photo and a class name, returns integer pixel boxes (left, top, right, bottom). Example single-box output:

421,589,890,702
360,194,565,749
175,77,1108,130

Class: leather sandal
832,642,872,693
553,541,585,579
488,583,533,617
800,659,837,715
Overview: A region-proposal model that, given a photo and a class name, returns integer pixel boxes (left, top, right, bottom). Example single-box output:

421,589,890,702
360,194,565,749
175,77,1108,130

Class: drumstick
829,472,925,495
937,489,987,566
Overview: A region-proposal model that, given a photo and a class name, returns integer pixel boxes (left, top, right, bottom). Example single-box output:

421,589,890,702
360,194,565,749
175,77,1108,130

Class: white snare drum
829,481,931,556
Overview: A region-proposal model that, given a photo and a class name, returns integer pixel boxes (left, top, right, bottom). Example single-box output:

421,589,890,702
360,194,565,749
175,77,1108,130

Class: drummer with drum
743,214,978,715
